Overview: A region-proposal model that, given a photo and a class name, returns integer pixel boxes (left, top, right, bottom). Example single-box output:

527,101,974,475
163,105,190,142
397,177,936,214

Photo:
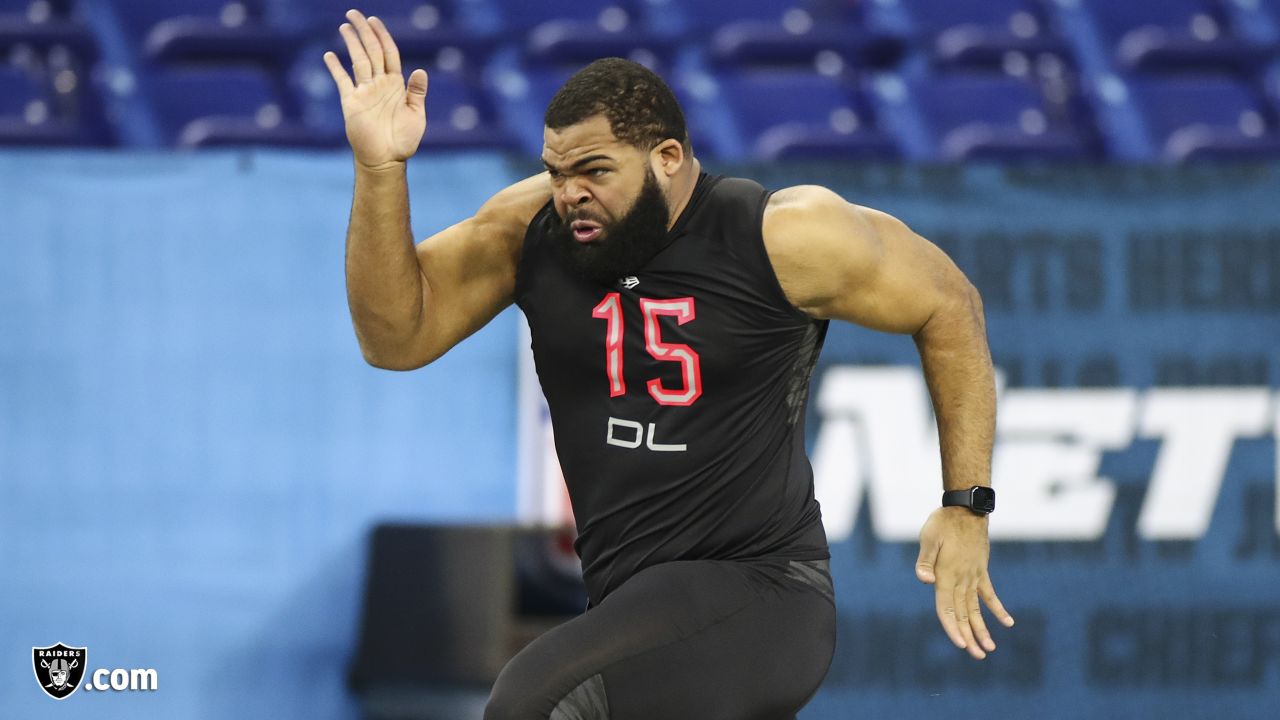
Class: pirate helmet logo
32,643,87,700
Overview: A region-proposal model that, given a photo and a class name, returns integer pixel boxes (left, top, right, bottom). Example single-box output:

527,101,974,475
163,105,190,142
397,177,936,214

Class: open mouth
571,219,603,243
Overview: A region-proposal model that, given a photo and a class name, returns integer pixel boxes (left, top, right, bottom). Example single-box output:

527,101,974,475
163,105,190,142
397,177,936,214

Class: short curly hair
544,58,691,154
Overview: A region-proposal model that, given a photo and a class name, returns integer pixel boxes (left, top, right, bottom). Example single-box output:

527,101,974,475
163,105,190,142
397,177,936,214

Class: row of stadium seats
2,0,1280,160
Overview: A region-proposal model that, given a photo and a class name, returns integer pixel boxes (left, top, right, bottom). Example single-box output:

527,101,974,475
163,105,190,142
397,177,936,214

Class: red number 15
591,293,702,407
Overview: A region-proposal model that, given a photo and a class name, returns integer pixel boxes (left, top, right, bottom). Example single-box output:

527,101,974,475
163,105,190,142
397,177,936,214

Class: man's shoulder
476,172,554,232
757,183,876,318
762,184,858,248
765,184,847,216
701,178,848,227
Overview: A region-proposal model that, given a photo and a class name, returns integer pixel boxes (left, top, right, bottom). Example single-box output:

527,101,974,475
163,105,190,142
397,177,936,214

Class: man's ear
652,139,685,178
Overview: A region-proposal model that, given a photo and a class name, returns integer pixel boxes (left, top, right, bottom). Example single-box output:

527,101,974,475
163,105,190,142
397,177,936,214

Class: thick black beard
548,168,671,286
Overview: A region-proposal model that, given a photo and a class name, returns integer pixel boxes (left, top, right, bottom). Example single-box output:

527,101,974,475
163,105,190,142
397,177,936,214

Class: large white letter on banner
812,367,946,542
1136,389,1271,539
813,367,1134,542
990,389,1136,540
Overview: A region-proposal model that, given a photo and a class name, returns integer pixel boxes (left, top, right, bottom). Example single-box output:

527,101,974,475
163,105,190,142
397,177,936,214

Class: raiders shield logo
32,643,87,700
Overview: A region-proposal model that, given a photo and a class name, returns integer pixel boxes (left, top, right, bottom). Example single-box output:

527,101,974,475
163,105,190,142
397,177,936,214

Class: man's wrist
355,159,408,175
942,485,995,515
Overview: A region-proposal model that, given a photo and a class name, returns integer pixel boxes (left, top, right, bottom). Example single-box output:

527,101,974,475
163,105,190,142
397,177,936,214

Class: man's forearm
345,162,425,361
912,287,997,492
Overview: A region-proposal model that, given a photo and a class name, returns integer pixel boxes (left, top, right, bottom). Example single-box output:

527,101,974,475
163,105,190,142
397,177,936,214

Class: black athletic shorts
483,556,836,720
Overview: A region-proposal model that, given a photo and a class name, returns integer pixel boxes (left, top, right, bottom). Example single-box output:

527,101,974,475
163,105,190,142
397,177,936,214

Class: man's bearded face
547,164,671,285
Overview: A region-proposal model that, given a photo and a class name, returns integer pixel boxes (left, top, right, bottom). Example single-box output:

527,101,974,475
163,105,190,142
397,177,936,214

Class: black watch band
942,486,995,515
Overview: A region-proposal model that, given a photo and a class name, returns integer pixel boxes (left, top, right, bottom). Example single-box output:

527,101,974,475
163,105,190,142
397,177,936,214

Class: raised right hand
323,9,428,170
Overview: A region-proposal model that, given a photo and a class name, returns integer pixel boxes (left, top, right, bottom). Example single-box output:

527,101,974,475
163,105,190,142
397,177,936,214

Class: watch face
972,487,996,513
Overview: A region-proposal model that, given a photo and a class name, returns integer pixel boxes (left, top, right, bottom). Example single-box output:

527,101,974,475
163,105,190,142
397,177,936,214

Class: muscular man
325,9,1014,719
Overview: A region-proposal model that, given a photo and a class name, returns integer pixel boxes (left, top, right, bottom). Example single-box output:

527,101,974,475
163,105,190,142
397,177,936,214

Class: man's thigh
483,558,835,720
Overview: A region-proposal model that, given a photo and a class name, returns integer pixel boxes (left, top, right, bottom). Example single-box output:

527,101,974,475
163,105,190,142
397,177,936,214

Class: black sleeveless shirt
515,172,830,605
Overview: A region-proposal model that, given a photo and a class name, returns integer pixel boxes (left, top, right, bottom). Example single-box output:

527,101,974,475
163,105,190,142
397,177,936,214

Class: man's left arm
763,185,1015,661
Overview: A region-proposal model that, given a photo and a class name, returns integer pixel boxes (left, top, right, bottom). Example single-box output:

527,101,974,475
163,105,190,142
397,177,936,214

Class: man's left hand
914,506,1014,660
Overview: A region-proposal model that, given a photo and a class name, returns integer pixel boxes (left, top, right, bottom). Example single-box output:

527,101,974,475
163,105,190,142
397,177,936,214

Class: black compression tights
483,556,836,720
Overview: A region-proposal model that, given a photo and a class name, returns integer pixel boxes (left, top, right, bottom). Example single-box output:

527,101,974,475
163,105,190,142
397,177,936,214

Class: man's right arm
345,169,549,370
324,9,550,370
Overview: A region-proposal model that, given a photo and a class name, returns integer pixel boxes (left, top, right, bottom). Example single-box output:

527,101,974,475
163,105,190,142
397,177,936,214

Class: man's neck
665,157,702,231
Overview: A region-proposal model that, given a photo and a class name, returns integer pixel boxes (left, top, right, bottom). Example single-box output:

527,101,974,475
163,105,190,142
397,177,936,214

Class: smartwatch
942,486,995,515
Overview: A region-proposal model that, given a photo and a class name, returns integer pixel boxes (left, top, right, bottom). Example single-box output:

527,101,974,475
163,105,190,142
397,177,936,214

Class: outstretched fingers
322,51,354,99
980,576,1016,628
952,584,984,660
338,22,371,84
367,15,402,75
965,586,996,655
934,585,967,653
346,9,385,76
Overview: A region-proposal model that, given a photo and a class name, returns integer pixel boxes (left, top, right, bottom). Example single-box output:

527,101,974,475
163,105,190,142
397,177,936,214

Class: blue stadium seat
307,0,456,30
501,0,643,30
0,0,95,54
1,31,109,145
690,0,901,69
906,71,1093,160
719,70,896,159
679,0,821,31
149,65,328,147
308,0,496,60
0,0,76,26
899,0,1067,66
0,0,70,14
1082,0,1274,72
0,61,90,143
1128,74,1280,161
113,0,298,63
392,60,514,150
0,1,103,142
501,0,676,65
0,63,48,134
525,26,675,67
